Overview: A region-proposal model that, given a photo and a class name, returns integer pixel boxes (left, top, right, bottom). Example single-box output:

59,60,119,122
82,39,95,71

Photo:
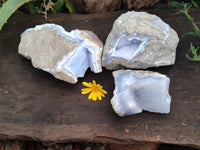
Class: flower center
91,85,99,93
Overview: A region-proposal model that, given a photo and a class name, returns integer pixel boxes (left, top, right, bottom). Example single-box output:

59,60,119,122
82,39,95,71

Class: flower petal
88,92,93,100
92,93,98,101
92,80,96,85
97,93,102,100
100,88,107,94
88,92,97,101
81,88,91,91
82,82,93,87
99,92,105,97
81,88,92,94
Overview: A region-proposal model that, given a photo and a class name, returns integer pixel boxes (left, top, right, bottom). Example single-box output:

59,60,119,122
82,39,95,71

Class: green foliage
169,0,200,9
181,27,200,38
169,1,183,9
65,0,75,14
0,0,75,29
53,0,75,13
26,2,38,14
176,2,200,61
25,0,76,16
24,1,43,14
186,44,200,61
191,0,199,7
53,0,65,12
0,0,32,30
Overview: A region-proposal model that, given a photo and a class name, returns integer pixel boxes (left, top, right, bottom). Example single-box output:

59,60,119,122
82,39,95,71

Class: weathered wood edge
0,123,199,148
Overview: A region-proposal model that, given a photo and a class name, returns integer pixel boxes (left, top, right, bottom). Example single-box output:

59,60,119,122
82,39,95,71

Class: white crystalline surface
18,24,103,84
111,70,171,117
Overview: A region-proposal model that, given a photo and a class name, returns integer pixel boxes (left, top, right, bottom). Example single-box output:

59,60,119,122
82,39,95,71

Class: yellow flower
81,80,107,101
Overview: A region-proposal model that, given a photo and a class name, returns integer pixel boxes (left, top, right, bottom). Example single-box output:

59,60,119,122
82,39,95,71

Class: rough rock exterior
111,70,171,117
18,24,103,84
102,11,179,70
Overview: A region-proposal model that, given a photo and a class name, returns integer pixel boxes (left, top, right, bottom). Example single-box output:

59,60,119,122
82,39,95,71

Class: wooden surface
0,9,200,147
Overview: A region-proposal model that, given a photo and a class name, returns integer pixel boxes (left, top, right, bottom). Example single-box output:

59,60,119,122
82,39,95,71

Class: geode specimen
102,11,179,70
111,70,171,117
18,24,103,84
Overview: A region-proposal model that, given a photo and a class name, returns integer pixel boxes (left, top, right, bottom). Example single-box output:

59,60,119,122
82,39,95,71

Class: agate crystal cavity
111,70,171,117
104,33,150,62
102,11,179,70
18,24,103,84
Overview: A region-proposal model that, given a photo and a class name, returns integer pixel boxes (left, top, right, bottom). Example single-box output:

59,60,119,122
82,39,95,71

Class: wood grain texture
0,9,200,147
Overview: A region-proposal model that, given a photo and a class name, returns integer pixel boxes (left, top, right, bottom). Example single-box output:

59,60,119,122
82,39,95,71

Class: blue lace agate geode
111,70,171,117
102,11,179,70
19,24,103,84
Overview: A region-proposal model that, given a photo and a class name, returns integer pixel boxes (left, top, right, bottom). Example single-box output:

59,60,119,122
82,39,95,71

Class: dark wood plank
0,9,200,147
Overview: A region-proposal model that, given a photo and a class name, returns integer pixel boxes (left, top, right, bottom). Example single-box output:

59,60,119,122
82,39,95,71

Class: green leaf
181,32,200,37
65,0,75,14
192,27,200,36
191,0,198,7
26,2,38,14
175,10,185,14
186,43,200,61
169,1,183,9
0,0,32,30
186,4,192,11
53,0,65,13
192,27,199,32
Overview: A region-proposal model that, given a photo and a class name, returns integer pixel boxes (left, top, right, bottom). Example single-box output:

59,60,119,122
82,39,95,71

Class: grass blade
0,0,32,30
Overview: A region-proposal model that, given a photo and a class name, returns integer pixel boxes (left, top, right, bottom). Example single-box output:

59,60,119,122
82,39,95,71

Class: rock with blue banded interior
18,24,103,84
102,11,179,70
111,70,171,117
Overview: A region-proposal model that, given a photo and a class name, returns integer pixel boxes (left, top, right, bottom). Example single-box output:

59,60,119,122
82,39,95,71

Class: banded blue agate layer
104,33,150,63
111,70,171,117
55,42,101,79
152,18,170,34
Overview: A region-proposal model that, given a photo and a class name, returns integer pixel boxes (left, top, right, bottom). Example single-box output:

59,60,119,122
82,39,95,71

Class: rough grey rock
111,70,171,117
102,11,179,70
18,24,103,84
